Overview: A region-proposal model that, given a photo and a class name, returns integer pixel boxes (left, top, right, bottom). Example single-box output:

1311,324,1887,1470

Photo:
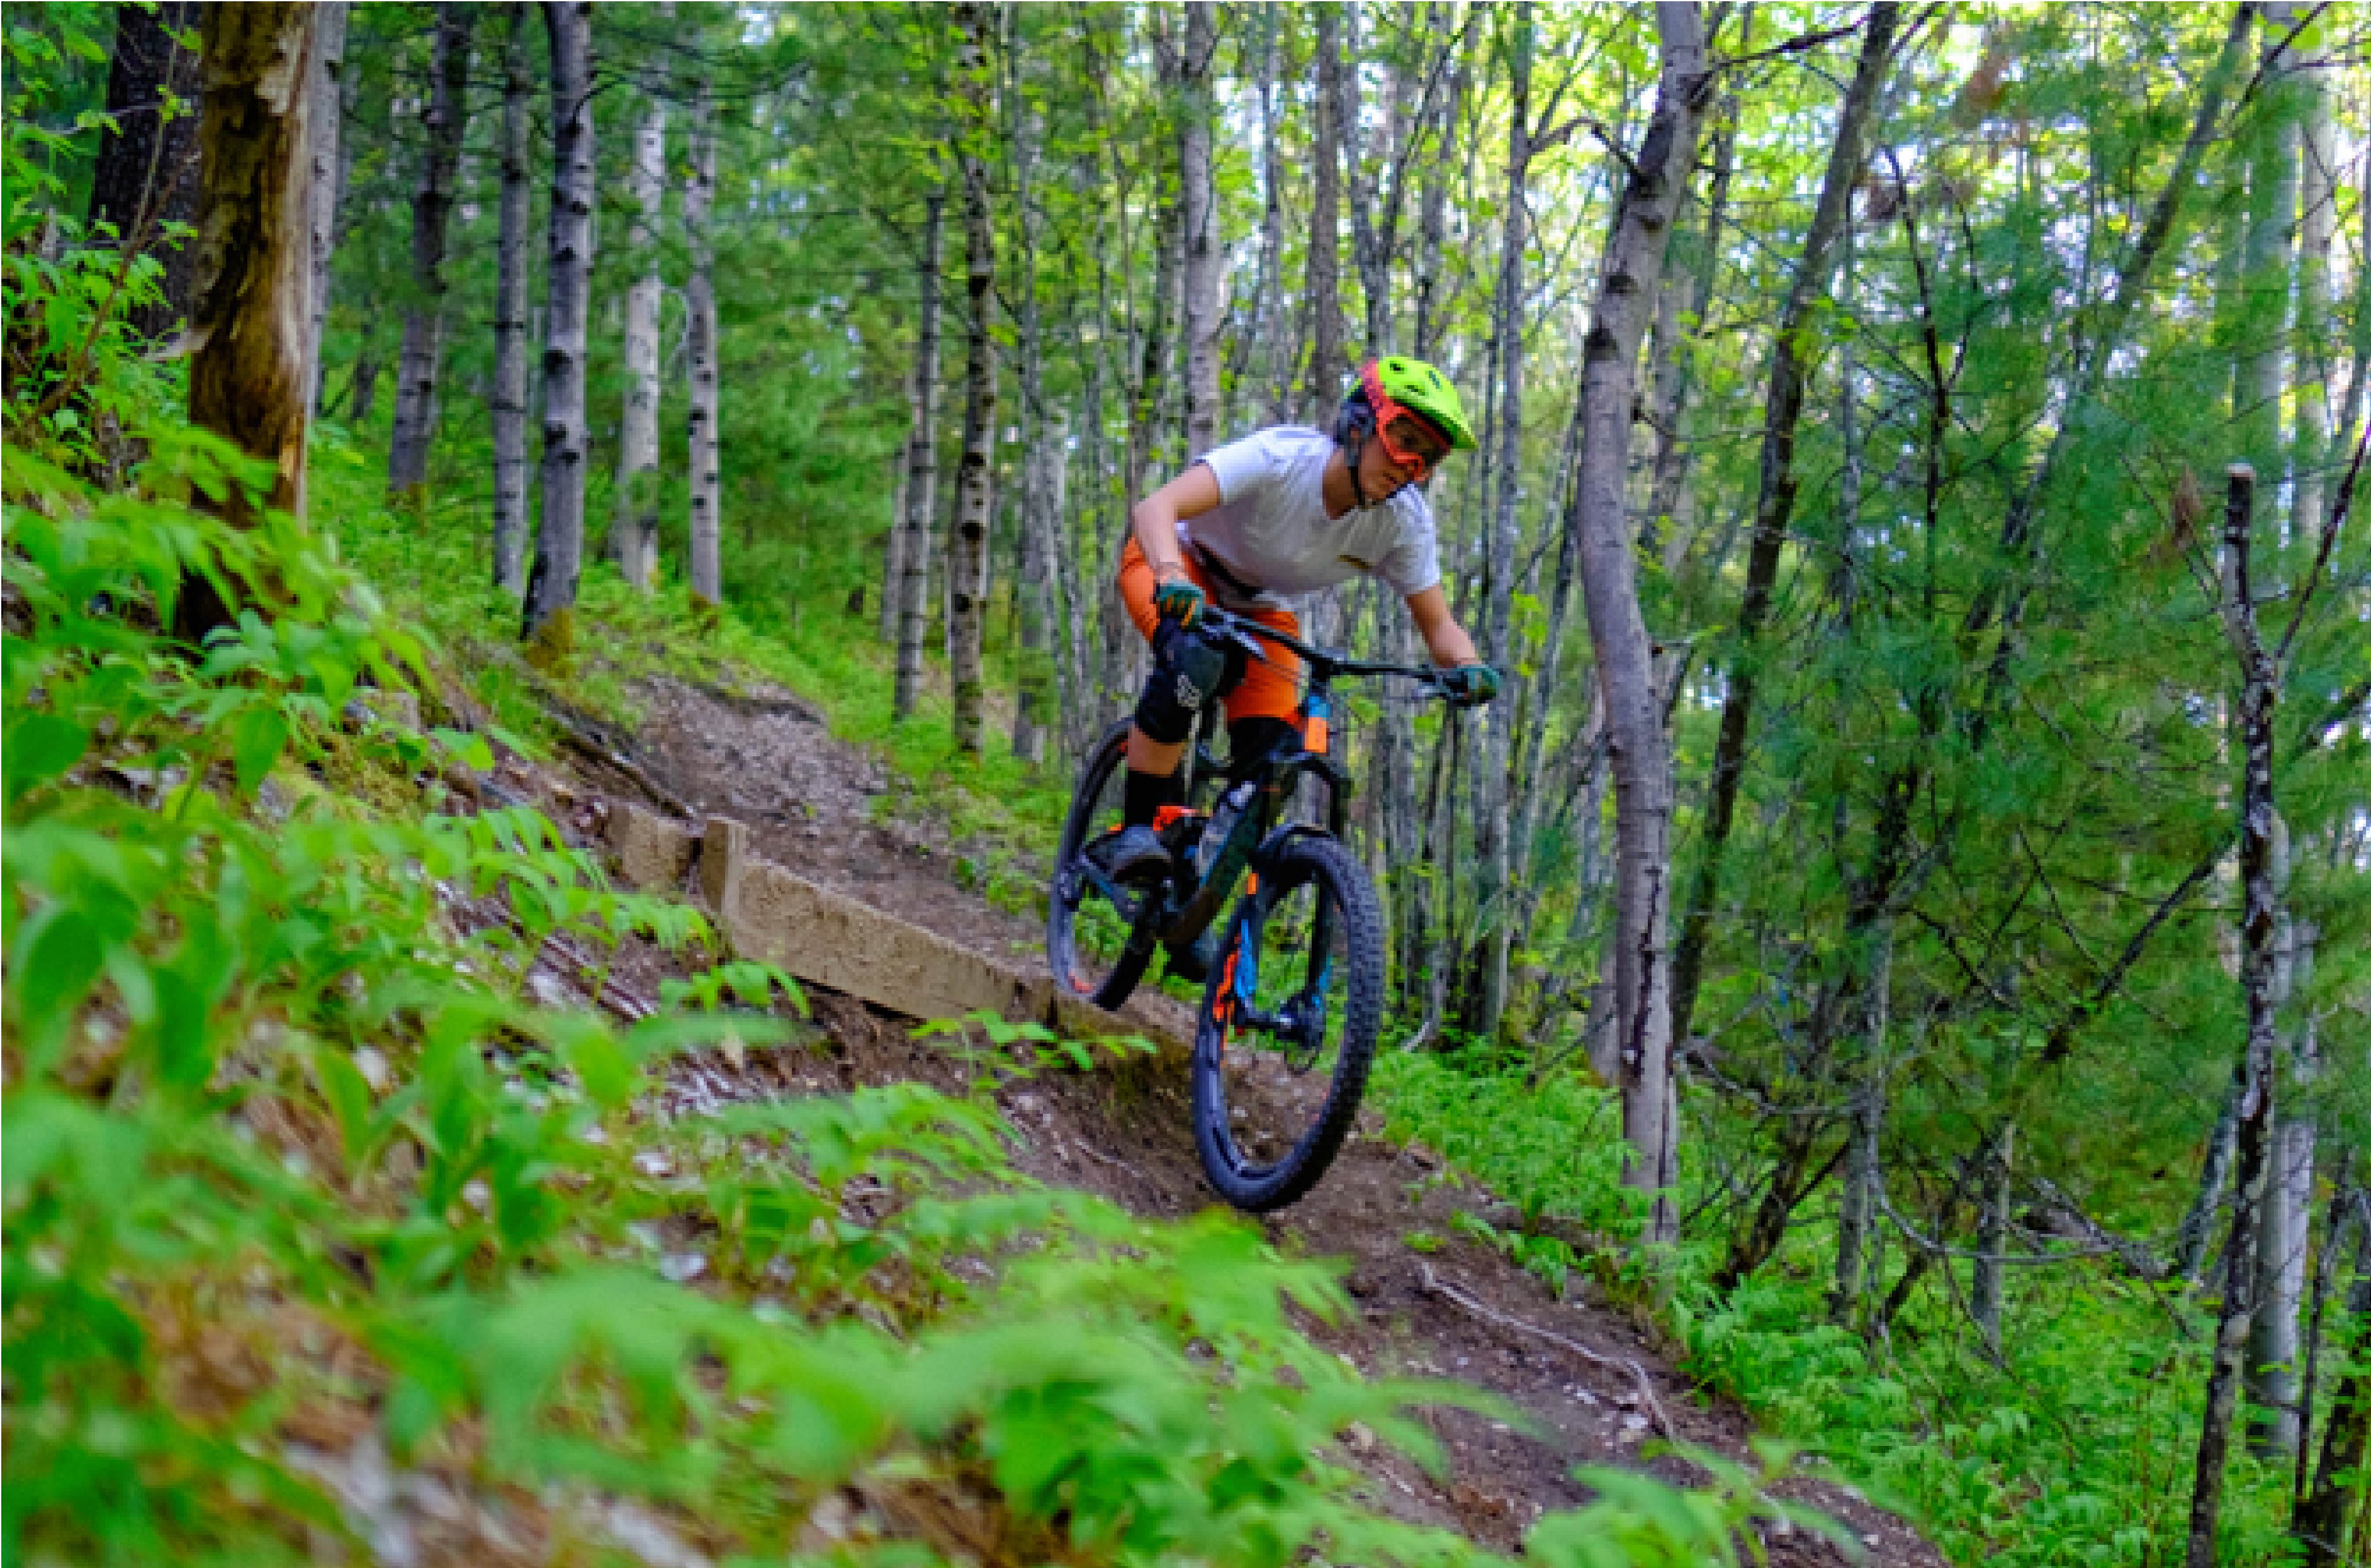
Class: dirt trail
565,675,1945,1567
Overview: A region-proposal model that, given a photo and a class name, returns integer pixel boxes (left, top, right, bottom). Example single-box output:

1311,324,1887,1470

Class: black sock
1123,766,1184,828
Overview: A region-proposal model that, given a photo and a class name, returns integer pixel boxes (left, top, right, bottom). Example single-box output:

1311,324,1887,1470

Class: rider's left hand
1440,662,1501,707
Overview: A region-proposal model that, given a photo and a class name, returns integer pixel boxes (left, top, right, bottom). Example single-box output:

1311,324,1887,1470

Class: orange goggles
1360,361,1453,483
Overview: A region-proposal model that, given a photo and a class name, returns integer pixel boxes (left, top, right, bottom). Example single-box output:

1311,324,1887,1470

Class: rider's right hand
1439,662,1501,707
1153,572,1206,628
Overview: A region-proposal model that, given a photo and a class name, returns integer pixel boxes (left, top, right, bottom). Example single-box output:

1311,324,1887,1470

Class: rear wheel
1191,832,1383,1212
1047,720,1157,1008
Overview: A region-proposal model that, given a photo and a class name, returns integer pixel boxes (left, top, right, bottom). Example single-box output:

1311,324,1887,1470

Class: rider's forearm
1404,586,1479,666
1424,620,1480,668
1130,497,1189,579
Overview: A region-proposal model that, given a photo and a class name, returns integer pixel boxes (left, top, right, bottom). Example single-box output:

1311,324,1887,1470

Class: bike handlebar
1194,605,1448,691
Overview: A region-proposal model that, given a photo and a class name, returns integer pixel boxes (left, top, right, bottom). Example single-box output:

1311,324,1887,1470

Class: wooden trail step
606,802,1186,1060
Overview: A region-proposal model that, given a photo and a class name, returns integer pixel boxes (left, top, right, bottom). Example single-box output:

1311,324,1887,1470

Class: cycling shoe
1087,824,1173,887
1164,928,1219,983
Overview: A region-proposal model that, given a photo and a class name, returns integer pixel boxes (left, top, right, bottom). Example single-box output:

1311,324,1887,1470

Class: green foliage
1375,1052,2334,1568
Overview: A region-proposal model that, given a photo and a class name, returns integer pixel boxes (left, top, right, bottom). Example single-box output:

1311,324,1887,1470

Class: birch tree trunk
89,0,203,343
2293,31,2335,537
2237,3,2301,494
949,4,1000,756
1009,24,1056,763
490,3,533,595
612,6,673,590
1177,1,1220,457
1241,5,1288,432
1124,198,1178,510
303,2,349,408
2251,908,2317,1457
522,0,596,646
1412,25,1465,364
174,3,318,647
1669,4,1897,1051
894,191,947,722
1472,3,1533,1042
1573,2,1711,1243
685,56,721,607
1638,62,1738,573
1305,5,1346,419
2184,462,2285,1568
2236,6,2306,1453
386,4,475,498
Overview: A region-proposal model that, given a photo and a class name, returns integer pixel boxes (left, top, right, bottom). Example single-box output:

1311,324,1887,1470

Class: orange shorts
1117,537,1304,724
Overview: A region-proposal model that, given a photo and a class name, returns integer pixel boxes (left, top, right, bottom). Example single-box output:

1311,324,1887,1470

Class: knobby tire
1047,718,1156,1010
1192,833,1385,1212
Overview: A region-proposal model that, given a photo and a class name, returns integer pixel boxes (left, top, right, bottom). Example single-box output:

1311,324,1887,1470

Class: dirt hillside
539,673,1946,1568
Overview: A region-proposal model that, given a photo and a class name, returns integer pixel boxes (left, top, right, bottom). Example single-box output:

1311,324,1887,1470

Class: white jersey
1181,427,1443,611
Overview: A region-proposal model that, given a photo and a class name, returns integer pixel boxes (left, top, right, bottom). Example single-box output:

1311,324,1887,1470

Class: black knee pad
1227,715,1300,781
1135,622,1237,744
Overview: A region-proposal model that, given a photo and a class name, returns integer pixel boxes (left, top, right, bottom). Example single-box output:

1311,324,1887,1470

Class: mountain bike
1047,608,1449,1211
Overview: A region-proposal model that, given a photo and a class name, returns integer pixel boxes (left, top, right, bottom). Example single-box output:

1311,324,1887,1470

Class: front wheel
1192,832,1384,1212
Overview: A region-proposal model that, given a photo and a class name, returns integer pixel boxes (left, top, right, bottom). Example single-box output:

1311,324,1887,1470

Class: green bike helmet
1365,354,1478,452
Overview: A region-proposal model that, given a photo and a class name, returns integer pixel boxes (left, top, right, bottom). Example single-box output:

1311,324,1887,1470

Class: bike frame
1083,608,1439,1028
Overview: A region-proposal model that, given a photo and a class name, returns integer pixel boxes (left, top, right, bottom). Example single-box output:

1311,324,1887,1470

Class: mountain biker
1096,355,1501,918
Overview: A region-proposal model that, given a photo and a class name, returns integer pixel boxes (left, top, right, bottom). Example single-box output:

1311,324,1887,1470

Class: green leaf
5,712,90,798
230,704,289,795
313,1046,375,1165
9,905,107,1066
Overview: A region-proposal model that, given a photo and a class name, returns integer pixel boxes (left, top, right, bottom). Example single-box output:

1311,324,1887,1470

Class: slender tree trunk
2253,904,2318,1456
1638,61,1739,571
1243,5,1289,432
1971,1123,2015,1357
522,0,595,646
685,55,721,607
611,6,673,589
303,2,349,408
1177,2,1220,456
1472,3,1533,1042
894,191,948,722
1124,198,1178,508
1010,21,1056,763
1830,929,1891,1324
2185,462,2285,1568
317,35,361,415
949,4,999,756
2180,1078,2244,1282
387,4,475,498
1669,3,1897,1053
1305,4,1346,419
2238,3,2302,495
1573,2,1713,1243
350,331,382,424
2295,1169,2359,1510
490,3,533,595
1412,23,1465,364
89,0,203,343
173,3,318,647
2295,1204,2371,1567
2235,6,2307,1455
2293,40,2335,538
